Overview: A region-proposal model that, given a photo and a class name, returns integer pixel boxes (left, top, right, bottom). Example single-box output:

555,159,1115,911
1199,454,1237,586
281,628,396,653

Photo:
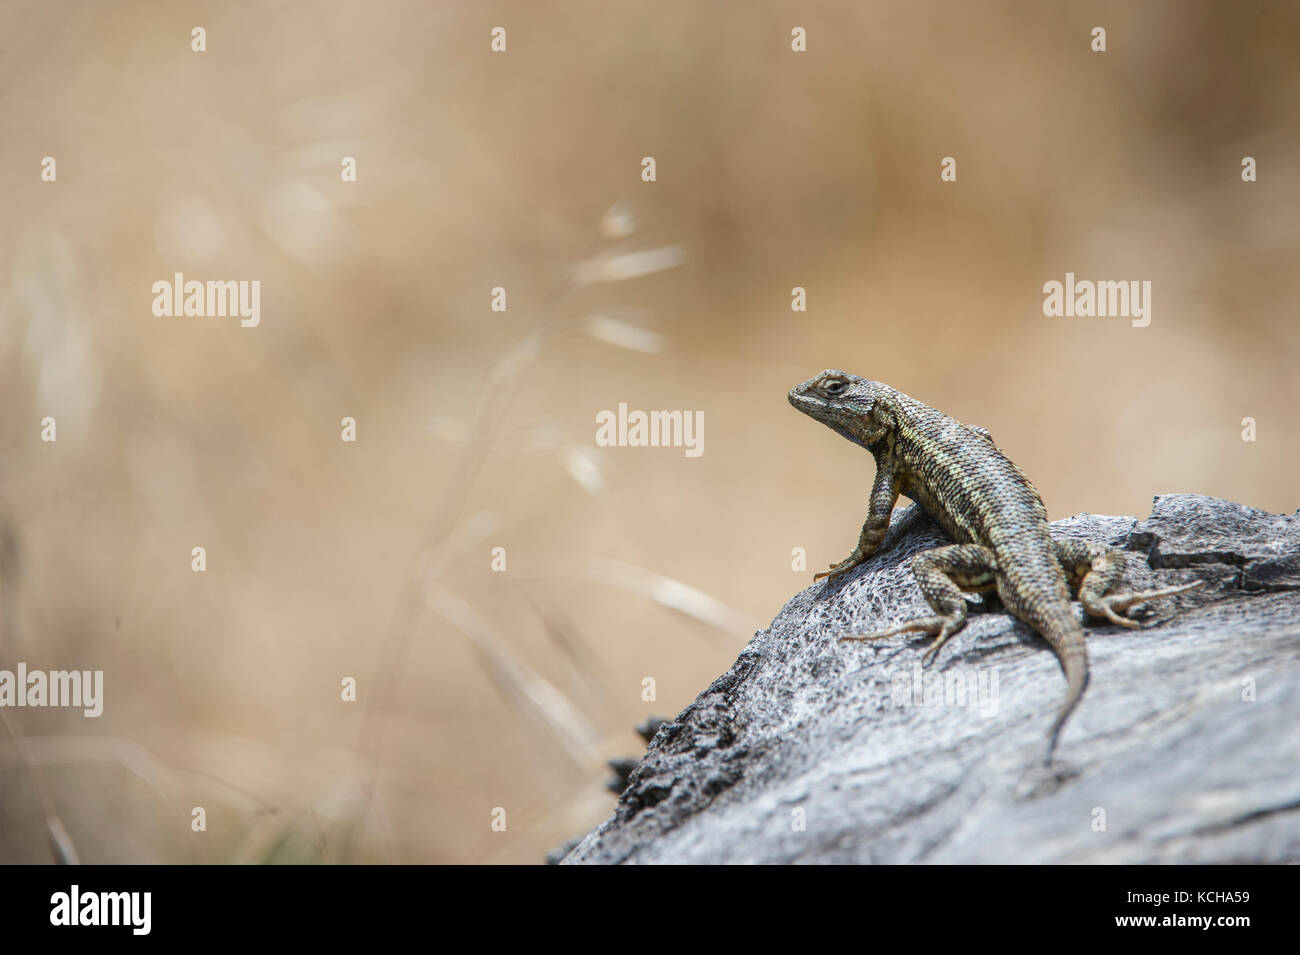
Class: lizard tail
1044,623,1089,760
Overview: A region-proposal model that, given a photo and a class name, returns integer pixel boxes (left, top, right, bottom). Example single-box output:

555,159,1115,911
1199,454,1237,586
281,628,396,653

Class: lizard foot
841,615,963,665
814,552,864,582
1083,579,1205,629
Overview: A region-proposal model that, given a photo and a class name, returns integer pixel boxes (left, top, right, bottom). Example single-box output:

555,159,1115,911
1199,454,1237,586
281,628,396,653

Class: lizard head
788,370,890,448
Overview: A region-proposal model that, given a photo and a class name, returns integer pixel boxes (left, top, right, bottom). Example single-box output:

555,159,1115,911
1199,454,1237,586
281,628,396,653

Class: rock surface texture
562,495,1300,864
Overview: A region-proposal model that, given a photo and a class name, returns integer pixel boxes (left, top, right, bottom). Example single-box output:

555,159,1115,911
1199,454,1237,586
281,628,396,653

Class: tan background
1,1,1296,863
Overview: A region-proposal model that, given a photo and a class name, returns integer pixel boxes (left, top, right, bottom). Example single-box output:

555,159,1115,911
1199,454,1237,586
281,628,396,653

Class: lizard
788,369,1203,757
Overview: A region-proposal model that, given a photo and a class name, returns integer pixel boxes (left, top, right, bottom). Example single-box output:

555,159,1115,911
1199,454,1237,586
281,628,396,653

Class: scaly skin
789,370,1202,757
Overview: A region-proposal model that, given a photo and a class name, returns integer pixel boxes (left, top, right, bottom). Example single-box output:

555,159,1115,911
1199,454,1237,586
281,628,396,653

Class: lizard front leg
1054,539,1204,628
841,543,998,664
815,465,899,581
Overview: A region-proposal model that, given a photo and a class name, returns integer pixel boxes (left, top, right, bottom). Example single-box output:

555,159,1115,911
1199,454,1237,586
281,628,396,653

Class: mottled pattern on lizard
789,370,1203,757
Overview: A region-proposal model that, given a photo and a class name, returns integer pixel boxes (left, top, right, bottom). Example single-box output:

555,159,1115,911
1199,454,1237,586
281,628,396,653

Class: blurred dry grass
1,0,1297,862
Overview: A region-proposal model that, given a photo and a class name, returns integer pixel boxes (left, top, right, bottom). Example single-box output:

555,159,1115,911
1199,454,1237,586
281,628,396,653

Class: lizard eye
820,378,848,397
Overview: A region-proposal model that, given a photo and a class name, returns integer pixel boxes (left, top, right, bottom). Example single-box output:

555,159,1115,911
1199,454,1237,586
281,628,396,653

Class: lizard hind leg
1055,539,1205,629
841,544,998,665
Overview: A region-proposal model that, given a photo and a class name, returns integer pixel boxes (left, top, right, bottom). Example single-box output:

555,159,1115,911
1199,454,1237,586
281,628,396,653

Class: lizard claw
840,615,945,645
815,553,864,582
842,614,964,670
1099,608,1143,629
921,636,948,666
1084,579,1205,629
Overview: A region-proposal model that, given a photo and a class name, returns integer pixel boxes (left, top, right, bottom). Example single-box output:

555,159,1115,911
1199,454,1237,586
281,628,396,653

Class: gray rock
561,494,1300,864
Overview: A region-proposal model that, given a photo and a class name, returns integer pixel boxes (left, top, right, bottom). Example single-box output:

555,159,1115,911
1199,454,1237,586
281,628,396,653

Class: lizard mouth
787,388,822,412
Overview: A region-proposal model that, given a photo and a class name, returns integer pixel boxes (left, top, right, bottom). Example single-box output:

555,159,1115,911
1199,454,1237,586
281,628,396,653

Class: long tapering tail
1043,620,1089,759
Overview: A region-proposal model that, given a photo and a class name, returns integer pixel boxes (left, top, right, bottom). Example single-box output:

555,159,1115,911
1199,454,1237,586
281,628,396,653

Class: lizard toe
841,615,945,645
